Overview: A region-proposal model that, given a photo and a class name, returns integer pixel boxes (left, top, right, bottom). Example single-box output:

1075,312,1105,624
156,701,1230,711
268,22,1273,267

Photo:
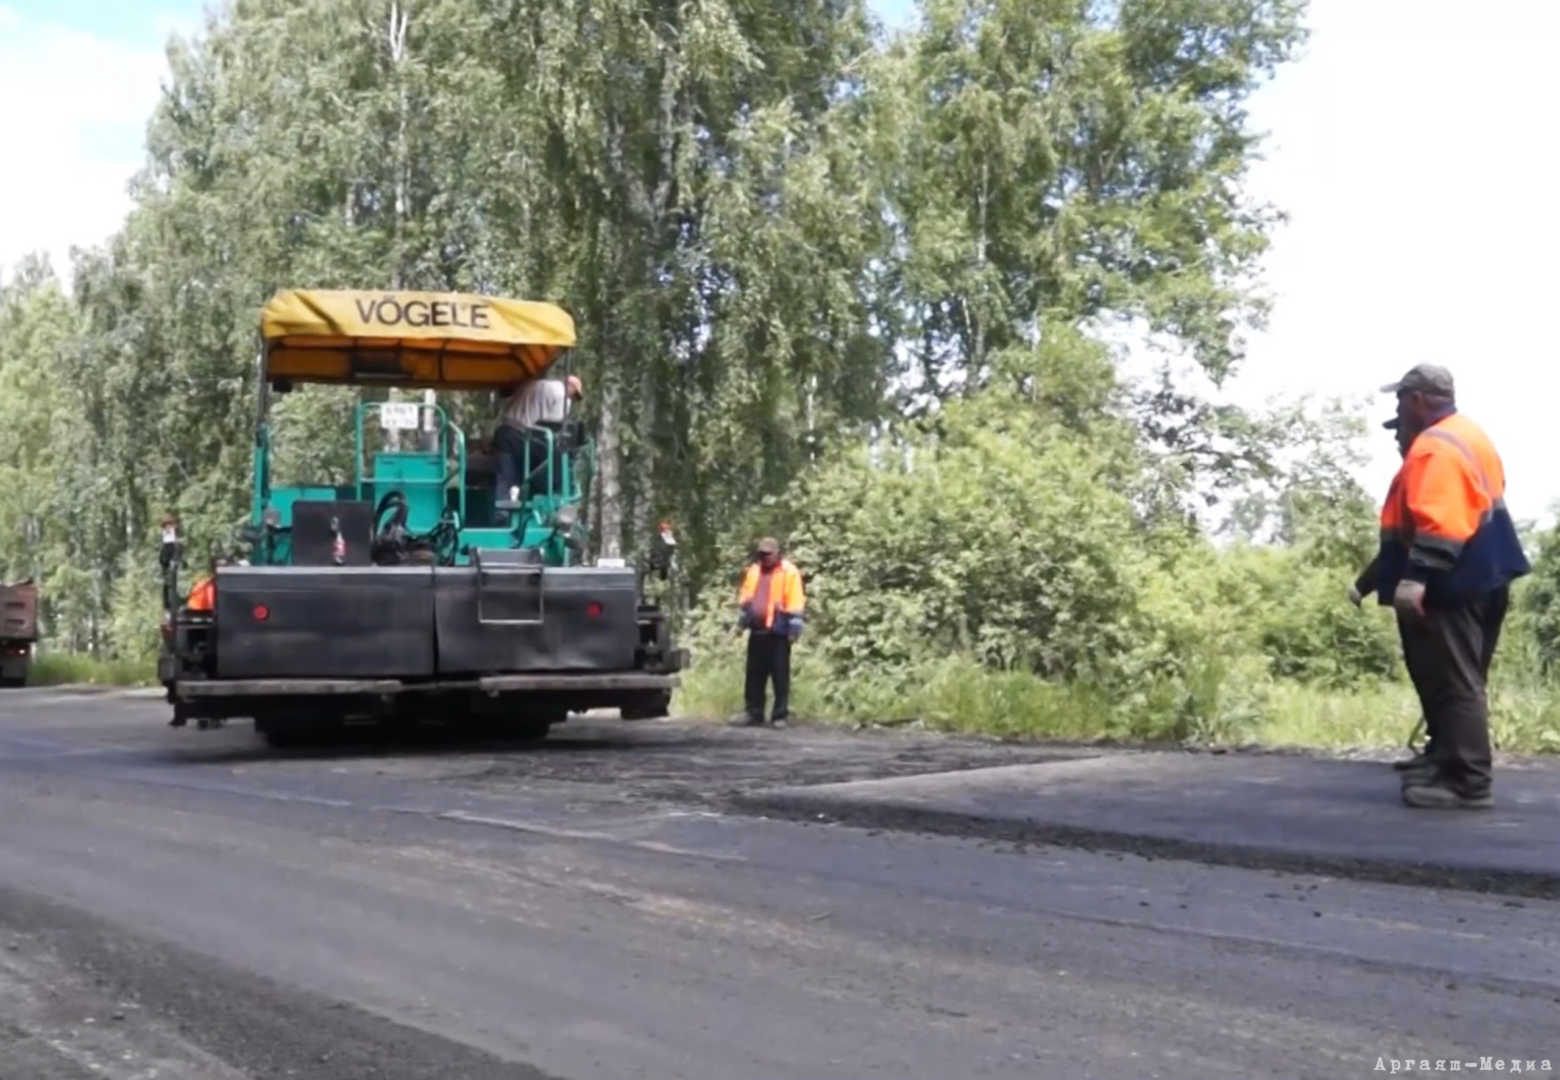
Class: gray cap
755,537,779,555
1380,363,1454,398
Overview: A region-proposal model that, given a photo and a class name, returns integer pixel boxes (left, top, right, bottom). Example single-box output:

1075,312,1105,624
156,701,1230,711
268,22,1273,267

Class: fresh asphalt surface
1,689,1557,1079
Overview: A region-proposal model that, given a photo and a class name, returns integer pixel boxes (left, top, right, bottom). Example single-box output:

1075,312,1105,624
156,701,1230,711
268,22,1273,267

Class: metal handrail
354,401,468,522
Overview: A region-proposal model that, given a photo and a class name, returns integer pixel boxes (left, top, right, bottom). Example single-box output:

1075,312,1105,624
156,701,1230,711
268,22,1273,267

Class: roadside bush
673,385,1553,755
28,652,153,687
776,395,1148,692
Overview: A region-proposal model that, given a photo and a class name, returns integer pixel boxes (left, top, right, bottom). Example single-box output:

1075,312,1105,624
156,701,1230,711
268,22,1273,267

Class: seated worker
493,374,583,508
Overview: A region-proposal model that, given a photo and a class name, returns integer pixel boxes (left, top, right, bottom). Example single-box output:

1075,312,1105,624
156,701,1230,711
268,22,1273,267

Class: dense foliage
2,0,1555,748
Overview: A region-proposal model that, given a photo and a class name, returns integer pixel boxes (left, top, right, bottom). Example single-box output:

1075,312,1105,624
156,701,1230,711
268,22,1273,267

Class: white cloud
1231,0,1560,526
0,6,187,285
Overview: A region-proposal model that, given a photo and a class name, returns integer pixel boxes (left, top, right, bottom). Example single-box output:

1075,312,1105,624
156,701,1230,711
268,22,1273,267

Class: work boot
1401,781,1493,810
727,713,765,728
769,717,789,730
1397,756,1437,788
1391,750,1431,771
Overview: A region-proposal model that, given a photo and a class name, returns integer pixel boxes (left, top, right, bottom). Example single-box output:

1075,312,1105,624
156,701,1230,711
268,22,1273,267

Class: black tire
511,719,551,741
512,707,565,741
458,697,559,742
620,690,672,721
256,717,301,748
256,710,343,748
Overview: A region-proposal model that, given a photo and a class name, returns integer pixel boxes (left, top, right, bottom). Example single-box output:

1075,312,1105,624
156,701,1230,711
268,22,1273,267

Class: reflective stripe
1410,535,1463,569
1413,533,1464,556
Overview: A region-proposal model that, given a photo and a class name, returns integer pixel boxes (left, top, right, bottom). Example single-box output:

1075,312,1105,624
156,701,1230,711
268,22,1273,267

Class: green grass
26,652,156,688
677,644,1560,755
677,649,1159,741
1245,681,1560,755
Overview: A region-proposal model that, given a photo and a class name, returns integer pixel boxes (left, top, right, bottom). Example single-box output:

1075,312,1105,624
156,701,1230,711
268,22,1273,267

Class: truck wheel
620,690,672,721
256,710,341,748
512,707,566,741
256,716,300,748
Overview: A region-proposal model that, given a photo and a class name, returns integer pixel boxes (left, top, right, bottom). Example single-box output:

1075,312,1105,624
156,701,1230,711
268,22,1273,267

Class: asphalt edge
731,790,1560,901
12,683,162,698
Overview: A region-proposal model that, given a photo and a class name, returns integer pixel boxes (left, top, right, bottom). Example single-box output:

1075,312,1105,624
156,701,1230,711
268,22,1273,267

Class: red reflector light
585,601,603,619
252,604,270,622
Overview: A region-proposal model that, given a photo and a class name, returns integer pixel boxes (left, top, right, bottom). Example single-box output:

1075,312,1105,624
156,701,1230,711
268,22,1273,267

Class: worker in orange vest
186,572,216,612
184,549,227,613
732,537,805,729
1373,364,1529,809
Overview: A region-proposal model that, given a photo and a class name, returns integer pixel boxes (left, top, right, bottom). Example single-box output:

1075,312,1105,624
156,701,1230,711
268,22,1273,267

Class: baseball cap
755,537,779,555
1381,417,1400,430
1380,363,1454,397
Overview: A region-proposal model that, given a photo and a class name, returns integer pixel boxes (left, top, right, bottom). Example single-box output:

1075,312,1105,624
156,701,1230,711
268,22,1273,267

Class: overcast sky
2,0,1555,523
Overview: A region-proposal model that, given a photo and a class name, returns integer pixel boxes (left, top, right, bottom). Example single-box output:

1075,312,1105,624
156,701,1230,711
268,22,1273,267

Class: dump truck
159,289,685,744
1,579,38,687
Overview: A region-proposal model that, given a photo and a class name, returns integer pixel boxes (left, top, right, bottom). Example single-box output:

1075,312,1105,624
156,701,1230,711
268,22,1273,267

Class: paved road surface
1,690,1556,1079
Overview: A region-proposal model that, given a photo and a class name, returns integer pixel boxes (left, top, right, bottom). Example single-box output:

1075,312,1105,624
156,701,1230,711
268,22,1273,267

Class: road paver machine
159,289,684,743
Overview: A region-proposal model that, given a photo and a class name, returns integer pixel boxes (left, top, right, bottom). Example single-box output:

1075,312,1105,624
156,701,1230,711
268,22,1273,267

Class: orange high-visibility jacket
187,575,215,612
738,559,805,632
1375,412,1528,604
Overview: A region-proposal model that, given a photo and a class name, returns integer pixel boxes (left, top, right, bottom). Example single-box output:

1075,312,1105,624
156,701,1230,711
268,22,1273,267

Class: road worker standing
733,537,805,729
1372,364,1529,809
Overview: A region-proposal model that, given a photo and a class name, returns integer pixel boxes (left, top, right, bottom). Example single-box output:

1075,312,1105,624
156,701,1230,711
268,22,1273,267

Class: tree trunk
972,154,989,376
384,3,411,455
595,386,623,559
389,2,410,288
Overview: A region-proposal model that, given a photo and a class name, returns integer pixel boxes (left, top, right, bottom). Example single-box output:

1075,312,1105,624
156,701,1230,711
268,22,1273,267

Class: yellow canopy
260,289,577,389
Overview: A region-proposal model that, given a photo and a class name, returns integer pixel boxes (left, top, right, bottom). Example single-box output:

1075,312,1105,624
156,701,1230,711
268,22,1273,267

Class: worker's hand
1393,579,1427,618
1347,585,1363,608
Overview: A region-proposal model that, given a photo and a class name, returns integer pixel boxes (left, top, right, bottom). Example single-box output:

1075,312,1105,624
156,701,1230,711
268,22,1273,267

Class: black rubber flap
214,566,435,678
434,565,638,674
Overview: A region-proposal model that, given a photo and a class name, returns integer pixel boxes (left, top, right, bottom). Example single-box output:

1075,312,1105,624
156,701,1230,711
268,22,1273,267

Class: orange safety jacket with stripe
1374,411,1529,607
186,575,215,612
737,559,806,634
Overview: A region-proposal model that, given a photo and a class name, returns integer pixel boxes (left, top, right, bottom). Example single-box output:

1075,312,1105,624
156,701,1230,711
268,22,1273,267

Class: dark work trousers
1398,586,1509,797
1395,614,1436,755
1396,585,1510,758
745,631,792,723
493,426,561,509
